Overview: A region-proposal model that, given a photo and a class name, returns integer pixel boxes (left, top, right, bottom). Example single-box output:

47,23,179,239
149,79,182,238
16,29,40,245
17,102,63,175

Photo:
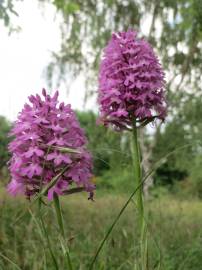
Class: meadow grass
0,188,202,269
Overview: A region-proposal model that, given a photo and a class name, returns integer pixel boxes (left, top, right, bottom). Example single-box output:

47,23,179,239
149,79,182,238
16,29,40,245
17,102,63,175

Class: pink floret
8,89,95,200
98,30,167,130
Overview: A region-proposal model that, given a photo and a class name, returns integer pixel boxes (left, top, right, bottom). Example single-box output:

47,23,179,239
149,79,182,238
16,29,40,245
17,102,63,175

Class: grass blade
0,252,22,270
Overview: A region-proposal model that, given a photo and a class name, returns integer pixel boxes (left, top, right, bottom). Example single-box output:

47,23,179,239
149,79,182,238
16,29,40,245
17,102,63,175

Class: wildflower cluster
8,89,95,200
98,30,166,130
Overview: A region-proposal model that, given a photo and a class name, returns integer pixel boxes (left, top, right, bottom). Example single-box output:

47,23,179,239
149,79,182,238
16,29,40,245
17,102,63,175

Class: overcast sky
0,0,89,121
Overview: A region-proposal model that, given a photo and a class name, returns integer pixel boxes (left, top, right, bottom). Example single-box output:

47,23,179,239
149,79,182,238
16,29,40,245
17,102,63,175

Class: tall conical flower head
98,30,166,130
8,89,95,200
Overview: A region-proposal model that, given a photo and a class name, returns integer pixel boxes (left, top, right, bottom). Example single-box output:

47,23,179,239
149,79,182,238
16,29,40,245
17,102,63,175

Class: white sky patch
0,0,87,121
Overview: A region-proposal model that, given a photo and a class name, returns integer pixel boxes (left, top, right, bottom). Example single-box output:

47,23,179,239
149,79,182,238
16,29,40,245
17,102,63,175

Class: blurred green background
0,0,202,269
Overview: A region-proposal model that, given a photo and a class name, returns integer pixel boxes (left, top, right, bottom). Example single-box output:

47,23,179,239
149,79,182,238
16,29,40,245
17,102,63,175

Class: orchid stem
131,121,148,270
38,200,59,270
53,194,73,270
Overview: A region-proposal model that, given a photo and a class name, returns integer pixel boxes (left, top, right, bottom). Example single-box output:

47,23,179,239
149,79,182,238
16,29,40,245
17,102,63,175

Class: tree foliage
44,0,140,91
42,0,202,105
0,0,21,32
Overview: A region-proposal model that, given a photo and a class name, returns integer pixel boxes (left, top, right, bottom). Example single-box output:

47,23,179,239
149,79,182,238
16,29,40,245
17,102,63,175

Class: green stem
53,194,73,270
38,200,59,270
131,122,144,221
131,121,147,270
